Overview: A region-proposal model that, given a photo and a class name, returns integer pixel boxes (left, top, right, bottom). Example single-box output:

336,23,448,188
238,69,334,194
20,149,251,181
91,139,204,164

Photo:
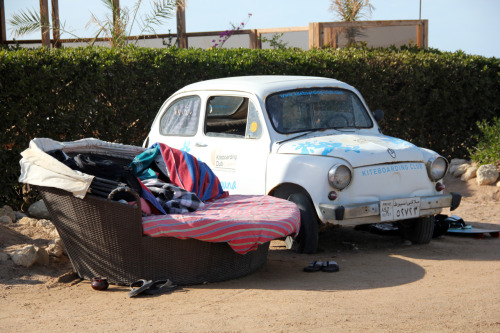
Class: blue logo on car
293,141,361,156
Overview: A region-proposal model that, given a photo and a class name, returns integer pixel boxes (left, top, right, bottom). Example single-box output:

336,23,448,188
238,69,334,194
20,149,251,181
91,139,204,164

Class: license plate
380,197,421,222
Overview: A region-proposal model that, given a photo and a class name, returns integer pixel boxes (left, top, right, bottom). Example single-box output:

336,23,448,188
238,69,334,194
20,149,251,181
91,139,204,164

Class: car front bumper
319,192,462,226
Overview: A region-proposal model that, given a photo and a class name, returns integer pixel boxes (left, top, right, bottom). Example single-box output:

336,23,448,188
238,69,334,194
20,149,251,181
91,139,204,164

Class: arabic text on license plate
380,197,421,222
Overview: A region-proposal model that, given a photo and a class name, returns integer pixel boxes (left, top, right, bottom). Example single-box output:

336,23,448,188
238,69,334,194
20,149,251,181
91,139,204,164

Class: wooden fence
1,7,427,51
309,20,428,49
0,0,6,44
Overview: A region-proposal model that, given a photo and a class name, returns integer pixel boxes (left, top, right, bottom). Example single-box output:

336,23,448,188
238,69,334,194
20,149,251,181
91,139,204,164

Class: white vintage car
145,76,461,253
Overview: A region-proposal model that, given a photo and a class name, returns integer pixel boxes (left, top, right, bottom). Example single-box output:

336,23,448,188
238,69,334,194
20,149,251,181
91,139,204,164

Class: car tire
397,216,435,244
274,189,319,254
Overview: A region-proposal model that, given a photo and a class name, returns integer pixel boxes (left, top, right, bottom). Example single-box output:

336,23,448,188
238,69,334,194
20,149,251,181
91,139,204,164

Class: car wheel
397,216,435,244
274,189,319,254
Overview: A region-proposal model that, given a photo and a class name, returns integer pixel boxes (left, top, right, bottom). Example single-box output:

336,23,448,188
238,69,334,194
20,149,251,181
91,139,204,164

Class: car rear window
159,96,201,136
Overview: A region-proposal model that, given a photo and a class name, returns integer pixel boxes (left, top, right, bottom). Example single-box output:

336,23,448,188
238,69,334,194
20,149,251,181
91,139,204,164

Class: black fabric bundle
47,150,142,199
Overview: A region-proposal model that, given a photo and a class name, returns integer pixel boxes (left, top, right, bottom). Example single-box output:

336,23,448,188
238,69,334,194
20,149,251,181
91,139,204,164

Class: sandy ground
1,174,499,332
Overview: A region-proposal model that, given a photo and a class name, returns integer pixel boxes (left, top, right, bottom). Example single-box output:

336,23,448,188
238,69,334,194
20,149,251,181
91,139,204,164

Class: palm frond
136,0,178,37
86,12,107,34
127,0,144,37
9,0,178,48
329,0,374,22
329,0,374,45
100,0,115,13
8,8,42,38
86,11,111,45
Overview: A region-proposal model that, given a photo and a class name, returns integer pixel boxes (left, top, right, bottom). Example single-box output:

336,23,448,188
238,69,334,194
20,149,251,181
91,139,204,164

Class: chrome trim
426,156,449,181
319,193,458,224
328,164,352,190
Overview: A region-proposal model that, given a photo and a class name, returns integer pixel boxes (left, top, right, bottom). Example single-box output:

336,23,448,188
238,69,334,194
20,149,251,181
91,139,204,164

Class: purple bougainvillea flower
212,13,252,48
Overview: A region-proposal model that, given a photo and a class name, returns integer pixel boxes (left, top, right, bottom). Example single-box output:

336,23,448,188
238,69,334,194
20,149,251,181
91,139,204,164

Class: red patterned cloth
153,143,228,202
142,195,301,254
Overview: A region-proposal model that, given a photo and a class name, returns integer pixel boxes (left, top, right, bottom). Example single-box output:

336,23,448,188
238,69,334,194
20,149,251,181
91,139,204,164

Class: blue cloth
129,145,163,180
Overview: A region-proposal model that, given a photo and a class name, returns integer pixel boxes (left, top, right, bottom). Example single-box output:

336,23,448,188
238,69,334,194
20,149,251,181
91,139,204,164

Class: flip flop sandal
128,279,153,297
321,261,340,273
142,279,177,295
304,261,323,272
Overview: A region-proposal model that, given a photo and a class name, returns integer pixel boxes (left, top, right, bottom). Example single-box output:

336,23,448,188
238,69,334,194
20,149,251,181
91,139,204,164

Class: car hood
276,133,423,167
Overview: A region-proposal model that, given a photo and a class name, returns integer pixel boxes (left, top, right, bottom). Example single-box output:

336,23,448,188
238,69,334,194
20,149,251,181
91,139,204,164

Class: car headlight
328,164,352,190
426,156,448,181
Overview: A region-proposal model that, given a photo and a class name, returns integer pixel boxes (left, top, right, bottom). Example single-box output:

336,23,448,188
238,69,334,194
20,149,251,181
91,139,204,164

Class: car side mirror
372,109,384,122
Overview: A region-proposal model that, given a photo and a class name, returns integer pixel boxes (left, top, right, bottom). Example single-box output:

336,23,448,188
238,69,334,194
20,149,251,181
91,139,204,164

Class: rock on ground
461,165,478,181
27,200,50,220
477,164,500,185
0,216,12,225
449,158,469,176
451,163,470,177
35,246,50,265
47,241,64,258
9,245,38,267
0,205,16,222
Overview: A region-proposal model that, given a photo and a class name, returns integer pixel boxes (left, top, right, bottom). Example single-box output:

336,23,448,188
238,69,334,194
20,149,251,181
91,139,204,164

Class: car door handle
195,142,208,147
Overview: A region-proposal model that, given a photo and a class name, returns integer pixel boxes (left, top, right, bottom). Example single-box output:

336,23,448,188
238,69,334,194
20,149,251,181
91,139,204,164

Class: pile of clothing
48,143,228,215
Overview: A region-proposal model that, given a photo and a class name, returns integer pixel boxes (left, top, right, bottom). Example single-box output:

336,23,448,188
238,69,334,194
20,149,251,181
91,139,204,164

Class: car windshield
266,88,373,134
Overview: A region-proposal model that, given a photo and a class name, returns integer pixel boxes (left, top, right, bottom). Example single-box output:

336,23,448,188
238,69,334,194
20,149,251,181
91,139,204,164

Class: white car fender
266,153,350,215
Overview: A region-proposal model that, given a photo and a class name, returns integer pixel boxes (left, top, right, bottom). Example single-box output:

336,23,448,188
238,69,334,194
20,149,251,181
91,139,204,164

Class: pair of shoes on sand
304,260,339,273
128,279,177,297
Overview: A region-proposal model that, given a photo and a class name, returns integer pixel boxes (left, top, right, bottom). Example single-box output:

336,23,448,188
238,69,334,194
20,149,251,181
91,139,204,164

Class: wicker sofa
38,185,270,286
22,138,300,286
20,138,284,286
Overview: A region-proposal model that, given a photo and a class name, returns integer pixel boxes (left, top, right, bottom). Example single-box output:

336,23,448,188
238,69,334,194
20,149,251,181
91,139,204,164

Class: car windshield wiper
276,128,331,145
276,127,357,145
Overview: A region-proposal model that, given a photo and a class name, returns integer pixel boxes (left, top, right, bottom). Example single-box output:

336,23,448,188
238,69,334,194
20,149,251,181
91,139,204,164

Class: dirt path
1,175,499,332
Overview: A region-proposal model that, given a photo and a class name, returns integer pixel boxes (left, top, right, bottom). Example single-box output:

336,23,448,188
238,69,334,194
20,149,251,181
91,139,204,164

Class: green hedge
1,46,498,209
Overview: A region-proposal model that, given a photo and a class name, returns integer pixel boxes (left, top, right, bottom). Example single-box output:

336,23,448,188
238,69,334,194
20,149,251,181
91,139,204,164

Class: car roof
175,75,355,97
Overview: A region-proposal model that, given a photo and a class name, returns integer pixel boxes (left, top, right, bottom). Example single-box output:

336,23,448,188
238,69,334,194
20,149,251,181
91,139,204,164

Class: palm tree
8,0,178,48
329,0,374,46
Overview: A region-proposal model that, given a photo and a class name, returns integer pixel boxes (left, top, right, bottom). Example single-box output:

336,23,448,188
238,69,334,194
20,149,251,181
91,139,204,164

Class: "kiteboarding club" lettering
361,163,423,177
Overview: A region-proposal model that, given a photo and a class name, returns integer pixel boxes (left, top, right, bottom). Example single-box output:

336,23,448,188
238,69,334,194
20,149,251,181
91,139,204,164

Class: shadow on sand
199,223,499,292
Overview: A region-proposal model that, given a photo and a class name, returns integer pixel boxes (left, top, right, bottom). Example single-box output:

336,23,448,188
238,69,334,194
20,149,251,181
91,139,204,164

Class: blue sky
5,0,500,57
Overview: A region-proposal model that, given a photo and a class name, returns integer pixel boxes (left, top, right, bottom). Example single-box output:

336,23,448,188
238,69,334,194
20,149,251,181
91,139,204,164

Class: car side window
205,96,261,139
245,100,262,139
159,96,200,136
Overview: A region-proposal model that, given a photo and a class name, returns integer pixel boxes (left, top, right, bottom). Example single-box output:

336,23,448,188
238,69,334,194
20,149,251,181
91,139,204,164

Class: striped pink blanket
142,195,301,254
